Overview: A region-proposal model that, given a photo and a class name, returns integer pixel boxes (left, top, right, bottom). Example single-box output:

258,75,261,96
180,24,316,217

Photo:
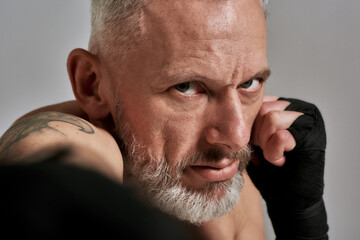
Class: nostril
205,127,220,144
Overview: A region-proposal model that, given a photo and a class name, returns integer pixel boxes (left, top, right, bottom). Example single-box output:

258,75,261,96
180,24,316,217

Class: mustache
204,145,253,163
177,145,253,173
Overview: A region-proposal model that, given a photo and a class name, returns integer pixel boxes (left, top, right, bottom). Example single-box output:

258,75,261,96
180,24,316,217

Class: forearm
267,198,328,240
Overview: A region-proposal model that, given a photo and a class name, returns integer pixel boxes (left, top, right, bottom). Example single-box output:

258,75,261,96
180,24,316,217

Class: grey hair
89,0,144,57
260,0,269,8
89,0,269,58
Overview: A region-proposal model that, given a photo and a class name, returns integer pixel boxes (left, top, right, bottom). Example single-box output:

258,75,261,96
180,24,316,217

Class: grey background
0,1,359,239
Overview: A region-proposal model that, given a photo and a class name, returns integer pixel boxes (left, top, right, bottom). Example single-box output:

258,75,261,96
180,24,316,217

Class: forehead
140,0,266,77
143,0,265,41
112,0,267,88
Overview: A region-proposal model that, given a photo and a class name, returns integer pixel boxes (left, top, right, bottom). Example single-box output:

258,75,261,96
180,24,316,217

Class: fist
248,97,328,238
248,96,326,209
251,95,303,166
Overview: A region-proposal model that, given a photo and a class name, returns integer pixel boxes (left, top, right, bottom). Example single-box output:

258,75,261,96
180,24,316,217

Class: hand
247,96,328,239
251,95,303,166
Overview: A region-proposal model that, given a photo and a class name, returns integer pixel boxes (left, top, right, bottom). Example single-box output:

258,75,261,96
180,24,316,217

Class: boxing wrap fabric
247,98,329,240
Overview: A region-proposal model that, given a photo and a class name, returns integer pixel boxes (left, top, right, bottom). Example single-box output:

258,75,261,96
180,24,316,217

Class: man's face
102,0,268,223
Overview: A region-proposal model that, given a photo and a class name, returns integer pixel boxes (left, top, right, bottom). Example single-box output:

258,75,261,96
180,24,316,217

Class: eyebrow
251,68,271,81
163,68,271,87
166,72,211,85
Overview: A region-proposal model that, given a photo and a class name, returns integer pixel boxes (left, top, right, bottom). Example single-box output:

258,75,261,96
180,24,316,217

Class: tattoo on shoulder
0,112,94,159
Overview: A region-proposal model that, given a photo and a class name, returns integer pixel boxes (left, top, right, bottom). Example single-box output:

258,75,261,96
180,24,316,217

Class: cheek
162,114,203,163
243,91,263,129
114,95,165,156
118,94,203,164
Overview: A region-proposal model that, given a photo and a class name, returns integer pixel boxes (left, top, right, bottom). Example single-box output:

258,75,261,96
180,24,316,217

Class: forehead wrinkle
157,44,262,90
163,71,218,86
141,0,267,88
142,0,265,57
143,0,252,45
157,38,239,76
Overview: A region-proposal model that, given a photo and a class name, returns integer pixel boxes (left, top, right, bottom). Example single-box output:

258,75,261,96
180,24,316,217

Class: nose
205,90,249,151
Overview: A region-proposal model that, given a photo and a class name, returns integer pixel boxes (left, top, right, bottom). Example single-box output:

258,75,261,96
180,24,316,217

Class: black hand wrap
247,98,329,240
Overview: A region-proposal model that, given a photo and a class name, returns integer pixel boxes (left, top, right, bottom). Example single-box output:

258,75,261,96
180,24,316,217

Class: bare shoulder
0,111,95,160
13,100,87,124
0,112,123,182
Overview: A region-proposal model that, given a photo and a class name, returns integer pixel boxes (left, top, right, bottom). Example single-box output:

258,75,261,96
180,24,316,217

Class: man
0,0,328,239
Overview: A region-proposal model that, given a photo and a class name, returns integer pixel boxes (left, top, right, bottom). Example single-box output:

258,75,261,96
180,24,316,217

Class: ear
67,48,110,120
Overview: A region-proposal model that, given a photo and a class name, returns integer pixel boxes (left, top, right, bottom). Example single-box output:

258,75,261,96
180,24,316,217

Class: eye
174,81,202,94
239,79,261,91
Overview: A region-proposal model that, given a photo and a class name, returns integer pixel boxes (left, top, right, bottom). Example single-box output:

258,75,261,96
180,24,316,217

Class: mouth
187,159,240,182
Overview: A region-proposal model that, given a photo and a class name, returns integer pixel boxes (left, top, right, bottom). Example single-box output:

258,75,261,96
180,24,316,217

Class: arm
0,111,123,182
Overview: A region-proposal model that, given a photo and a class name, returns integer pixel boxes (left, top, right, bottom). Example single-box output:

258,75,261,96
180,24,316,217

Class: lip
187,159,240,182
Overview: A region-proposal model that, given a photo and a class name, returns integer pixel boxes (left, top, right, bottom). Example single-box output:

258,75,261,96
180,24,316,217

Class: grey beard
121,133,252,224
114,98,252,224
131,156,245,224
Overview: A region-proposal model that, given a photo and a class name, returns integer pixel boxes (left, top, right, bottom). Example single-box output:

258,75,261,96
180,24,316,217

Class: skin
1,0,304,238
0,112,123,183
96,0,268,188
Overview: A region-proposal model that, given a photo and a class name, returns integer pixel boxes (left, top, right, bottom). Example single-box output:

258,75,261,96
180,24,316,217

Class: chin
138,171,244,225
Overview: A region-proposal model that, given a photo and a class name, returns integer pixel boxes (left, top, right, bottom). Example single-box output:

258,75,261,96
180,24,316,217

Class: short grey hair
89,0,269,58
89,0,144,57
260,0,269,9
